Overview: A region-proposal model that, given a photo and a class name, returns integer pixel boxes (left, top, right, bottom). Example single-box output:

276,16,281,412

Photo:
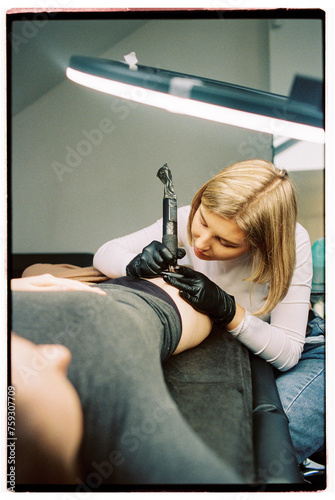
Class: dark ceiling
8,17,147,116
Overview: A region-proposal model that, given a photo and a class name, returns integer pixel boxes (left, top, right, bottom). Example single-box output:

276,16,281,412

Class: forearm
93,239,137,277
94,207,191,278
94,222,163,278
226,304,246,331
10,274,106,294
227,310,306,371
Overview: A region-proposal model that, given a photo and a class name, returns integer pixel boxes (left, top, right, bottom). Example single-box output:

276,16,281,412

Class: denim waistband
306,309,325,342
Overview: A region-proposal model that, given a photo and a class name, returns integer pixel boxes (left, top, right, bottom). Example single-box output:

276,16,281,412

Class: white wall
11,18,272,254
11,16,324,254
269,18,323,96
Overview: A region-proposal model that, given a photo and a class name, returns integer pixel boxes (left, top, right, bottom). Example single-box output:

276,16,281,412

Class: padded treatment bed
10,253,307,490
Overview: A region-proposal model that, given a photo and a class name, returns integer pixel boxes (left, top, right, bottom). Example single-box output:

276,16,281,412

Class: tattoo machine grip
157,164,178,266
162,197,178,260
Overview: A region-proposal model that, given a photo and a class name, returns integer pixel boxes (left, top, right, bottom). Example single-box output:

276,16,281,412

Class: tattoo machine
157,164,178,272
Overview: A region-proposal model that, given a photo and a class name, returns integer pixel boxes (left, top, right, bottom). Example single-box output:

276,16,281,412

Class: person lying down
11,274,243,486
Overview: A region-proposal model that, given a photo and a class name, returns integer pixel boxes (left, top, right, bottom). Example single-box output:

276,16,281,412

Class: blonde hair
188,159,297,316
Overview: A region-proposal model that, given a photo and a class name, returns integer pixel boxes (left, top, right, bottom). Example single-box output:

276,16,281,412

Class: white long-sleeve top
94,206,313,371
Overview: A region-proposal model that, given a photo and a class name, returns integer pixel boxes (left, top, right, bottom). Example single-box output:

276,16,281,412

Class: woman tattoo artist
94,159,325,465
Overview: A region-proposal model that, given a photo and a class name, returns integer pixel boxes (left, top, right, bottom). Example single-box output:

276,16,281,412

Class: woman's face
11,334,83,482
191,204,250,261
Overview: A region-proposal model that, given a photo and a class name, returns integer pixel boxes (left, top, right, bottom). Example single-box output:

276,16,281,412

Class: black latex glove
126,241,186,278
162,266,236,325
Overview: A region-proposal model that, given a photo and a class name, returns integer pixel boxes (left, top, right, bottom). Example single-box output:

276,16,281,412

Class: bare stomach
143,277,213,355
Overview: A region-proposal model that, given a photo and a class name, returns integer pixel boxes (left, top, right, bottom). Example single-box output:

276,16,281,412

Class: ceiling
8,18,148,116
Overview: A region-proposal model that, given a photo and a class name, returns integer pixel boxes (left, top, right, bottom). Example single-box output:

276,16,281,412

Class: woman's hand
126,241,186,278
162,266,236,325
11,274,106,295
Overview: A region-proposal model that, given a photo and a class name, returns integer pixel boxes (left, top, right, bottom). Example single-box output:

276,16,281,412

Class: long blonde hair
187,159,297,316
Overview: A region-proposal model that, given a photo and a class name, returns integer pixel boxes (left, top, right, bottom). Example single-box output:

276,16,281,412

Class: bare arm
11,274,106,295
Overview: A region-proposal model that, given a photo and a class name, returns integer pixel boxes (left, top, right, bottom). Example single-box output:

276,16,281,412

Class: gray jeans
12,286,242,487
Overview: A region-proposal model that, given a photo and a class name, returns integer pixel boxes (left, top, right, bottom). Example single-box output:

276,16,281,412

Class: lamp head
66,55,324,144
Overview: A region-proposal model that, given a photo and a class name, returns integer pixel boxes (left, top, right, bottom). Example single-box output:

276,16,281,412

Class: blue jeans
275,310,325,465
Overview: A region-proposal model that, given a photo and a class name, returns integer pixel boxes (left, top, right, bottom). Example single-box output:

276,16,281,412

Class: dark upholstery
164,327,255,482
11,253,94,279
249,353,304,484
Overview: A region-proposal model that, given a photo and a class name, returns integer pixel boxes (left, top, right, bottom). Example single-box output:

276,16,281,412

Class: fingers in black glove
177,248,187,260
126,241,186,278
162,266,236,325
